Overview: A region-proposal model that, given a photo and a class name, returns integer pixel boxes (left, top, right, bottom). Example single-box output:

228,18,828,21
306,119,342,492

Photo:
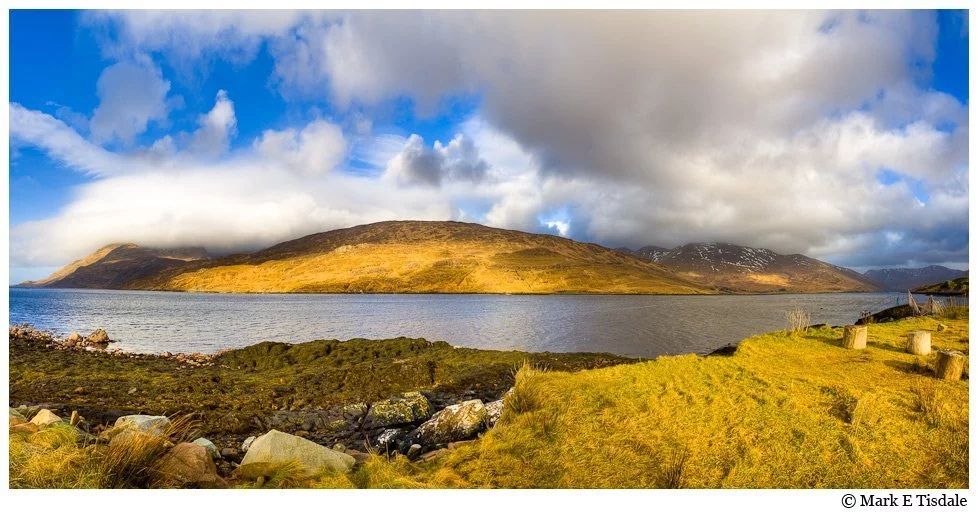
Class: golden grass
315,314,969,488
9,414,200,489
11,315,969,489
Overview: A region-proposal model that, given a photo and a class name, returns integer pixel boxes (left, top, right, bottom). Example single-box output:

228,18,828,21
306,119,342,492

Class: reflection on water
9,288,916,358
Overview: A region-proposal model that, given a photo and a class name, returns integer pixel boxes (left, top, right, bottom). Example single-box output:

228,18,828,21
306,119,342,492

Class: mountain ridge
24,221,880,294
619,242,882,293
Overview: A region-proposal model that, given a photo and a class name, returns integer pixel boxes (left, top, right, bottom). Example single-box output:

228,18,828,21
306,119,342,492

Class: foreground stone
157,442,224,488
114,415,171,435
30,409,64,428
193,437,221,459
238,430,356,477
364,391,431,428
403,399,487,450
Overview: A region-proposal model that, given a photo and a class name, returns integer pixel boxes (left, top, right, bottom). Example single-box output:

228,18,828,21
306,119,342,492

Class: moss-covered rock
364,391,431,428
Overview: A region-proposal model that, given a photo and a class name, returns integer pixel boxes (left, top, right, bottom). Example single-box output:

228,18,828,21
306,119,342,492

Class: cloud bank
9,10,969,275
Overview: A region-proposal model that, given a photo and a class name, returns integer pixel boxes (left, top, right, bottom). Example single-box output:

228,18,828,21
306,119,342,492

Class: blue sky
8,10,970,283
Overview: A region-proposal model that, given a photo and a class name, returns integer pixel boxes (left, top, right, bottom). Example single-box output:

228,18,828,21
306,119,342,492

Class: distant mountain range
22,222,899,294
863,265,968,291
617,242,881,293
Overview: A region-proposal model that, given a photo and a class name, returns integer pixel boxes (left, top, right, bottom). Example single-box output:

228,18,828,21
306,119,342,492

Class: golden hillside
132,221,709,294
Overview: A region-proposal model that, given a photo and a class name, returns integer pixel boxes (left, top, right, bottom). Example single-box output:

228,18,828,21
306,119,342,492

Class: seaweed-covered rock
87,329,111,344
364,391,431,428
238,430,355,476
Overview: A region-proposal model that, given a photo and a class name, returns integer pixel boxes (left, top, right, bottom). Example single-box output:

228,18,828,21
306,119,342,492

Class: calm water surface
9,289,912,358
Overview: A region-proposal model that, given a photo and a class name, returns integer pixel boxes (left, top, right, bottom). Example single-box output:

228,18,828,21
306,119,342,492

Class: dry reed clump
504,361,546,418
785,308,811,333
10,414,200,489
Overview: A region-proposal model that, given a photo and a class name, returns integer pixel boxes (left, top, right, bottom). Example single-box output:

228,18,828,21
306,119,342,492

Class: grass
10,415,198,489
314,314,970,488
11,314,969,488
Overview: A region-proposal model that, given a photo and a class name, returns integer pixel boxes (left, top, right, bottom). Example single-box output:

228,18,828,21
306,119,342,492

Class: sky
8,10,970,283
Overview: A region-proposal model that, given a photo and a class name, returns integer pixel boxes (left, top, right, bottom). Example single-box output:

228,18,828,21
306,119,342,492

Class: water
9,288,915,358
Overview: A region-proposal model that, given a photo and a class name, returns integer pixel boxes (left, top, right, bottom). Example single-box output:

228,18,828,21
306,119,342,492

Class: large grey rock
114,415,170,435
30,409,64,428
192,437,221,459
364,391,431,428
405,399,487,450
238,430,355,476
485,399,505,427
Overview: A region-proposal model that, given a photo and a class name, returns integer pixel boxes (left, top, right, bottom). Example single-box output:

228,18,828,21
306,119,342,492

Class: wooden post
906,331,931,356
935,350,965,381
842,325,867,349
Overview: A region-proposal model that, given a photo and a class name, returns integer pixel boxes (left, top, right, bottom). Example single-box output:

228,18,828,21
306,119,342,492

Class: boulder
364,392,431,428
238,430,355,476
9,407,27,424
157,442,223,488
485,399,505,426
68,332,82,342
114,415,170,435
220,447,239,459
375,428,404,450
30,409,64,428
10,422,39,435
241,436,257,452
192,437,221,459
403,399,487,450
87,328,111,344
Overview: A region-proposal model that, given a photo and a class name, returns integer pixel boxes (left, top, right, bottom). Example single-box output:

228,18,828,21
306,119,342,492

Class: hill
25,221,709,294
621,242,881,293
864,265,968,291
912,277,969,296
20,243,209,289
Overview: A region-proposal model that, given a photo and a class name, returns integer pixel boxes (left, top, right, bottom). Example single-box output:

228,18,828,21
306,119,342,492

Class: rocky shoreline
10,324,636,484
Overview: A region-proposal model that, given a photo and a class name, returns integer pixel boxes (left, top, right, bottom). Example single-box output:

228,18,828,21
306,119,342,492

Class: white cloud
255,119,348,177
11,10,970,271
188,90,237,158
89,59,173,145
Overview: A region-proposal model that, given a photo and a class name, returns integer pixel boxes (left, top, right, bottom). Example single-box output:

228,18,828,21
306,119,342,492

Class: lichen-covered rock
375,428,404,450
114,415,170,435
364,391,431,428
403,399,487,450
238,430,355,476
192,437,221,459
30,409,64,428
485,399,504,426
157,442,223,488
341,403,368,420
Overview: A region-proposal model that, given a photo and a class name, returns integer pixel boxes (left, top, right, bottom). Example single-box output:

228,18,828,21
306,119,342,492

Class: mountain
25,221,709,295
20,243,210,289
620,242,881,293
864,265,968,291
